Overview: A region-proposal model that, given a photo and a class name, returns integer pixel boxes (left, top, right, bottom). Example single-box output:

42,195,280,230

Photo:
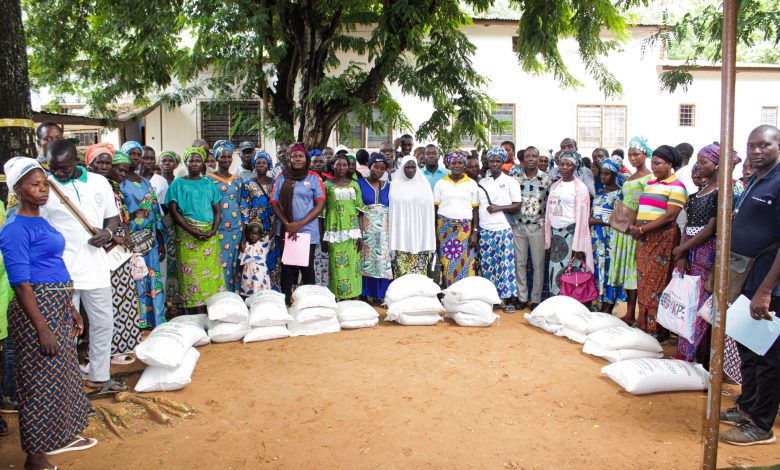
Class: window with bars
338,111,392,150
761,106,778,127
199,101,262,149
366,109,392,149
576,105,626,149
679,104,696,127
490,104,516,145
67,131,99,147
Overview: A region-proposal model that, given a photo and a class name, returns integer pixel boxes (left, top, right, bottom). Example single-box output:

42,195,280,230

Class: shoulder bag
559,260,598,303
704,240,780,304
477,183,518,227
608,199,636,234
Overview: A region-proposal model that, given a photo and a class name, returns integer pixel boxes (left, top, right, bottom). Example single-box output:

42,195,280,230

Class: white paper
726,295,780,356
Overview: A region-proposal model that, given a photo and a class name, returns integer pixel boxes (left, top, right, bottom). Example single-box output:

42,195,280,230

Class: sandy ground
2,310,780,469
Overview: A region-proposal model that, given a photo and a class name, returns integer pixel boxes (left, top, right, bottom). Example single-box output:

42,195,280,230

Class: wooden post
702,0,738,468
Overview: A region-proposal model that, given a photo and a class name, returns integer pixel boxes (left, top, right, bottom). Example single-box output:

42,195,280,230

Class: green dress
323,180,365,299
607,174,651,290
0,202,11,340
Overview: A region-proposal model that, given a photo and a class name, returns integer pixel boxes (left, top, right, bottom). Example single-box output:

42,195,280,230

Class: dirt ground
2,309,780,469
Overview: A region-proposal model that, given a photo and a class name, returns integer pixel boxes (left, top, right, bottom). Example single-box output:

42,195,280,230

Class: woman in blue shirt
0,157,95,469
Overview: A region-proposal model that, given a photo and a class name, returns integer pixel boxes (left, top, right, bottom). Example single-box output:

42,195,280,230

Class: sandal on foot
503,304,517,314
110,354,135,366
85,379,129,398
45,436,98,455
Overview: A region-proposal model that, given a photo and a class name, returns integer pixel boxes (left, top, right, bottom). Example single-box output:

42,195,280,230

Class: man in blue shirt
720,125,780,446
422,144,450,189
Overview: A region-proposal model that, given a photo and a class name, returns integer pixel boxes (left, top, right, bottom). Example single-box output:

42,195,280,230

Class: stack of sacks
206,292,250,343
243,290,292,343
384,274,443,326
582,326,664,363
523,295,590,334
287,285,341,336
134,321,207,392
168,314,210,346
601,358,709,394
441,277,500,327
553,310,626,343
336,300,379,329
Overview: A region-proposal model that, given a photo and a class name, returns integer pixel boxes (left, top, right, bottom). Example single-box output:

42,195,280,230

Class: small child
239,223,272,296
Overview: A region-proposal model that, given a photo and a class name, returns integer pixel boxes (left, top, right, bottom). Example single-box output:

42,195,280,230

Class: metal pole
702,0,738,468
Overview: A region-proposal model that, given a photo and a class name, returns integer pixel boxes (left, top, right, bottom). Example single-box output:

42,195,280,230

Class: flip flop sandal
503,304,517,314
86,379,129,399
110,354,136,366
45,436,98,455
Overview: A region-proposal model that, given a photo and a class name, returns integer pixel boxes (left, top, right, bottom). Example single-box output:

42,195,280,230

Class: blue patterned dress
121,177,167,328
590,188,625,305
207,173,244,292
239,178,280,289
357,178,392,299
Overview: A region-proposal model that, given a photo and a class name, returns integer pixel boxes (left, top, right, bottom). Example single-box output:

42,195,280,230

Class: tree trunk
0,0,36,203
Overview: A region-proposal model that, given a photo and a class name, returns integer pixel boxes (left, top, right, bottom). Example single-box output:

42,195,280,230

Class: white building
34,19,780,161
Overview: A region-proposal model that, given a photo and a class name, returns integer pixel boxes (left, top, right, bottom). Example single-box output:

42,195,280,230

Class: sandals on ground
45,436,98,455
85,378,129,398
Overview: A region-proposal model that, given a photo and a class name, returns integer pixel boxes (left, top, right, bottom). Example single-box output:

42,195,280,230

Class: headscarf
252,149,271,169
486,146,507,161
112,151,131,165
158,150,180,166
698,141,742,166
346,154,356,161
85,143,115,167
4,157,44,196
183,146,207,163
559,150,581,167
279,143,311,224
388,155,436,253
212,139,235,158
628,136,652,158
308,149,323,158
445,150,467,164
652,145,683,170
601,158,622,174
120,141,143,155
368,152,387,168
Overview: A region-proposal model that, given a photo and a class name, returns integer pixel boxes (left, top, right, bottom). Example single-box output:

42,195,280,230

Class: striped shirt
636,174,688,222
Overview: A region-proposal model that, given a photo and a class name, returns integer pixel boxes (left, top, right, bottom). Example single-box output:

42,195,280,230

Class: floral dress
357,178,392,299
239,178,280,289
323,180,365,299
591,188,625,305
239,239,272,296
121,177,167,328
207,173,243,292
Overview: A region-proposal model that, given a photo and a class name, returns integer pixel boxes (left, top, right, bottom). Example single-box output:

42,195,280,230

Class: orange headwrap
85,143,116,167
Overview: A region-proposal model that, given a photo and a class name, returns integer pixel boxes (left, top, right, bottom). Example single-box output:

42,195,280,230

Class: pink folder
281,232,311,266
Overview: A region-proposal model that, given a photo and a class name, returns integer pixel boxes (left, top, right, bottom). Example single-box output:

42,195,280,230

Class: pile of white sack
441,277,500,327
384,274,444,325
244,290,292,342
524,295,709,394
287,285,341,336
133,314,209,392
207,292,251,343
336,300,379,329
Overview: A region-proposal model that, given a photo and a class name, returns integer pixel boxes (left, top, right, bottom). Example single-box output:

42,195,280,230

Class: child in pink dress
239,224,272,296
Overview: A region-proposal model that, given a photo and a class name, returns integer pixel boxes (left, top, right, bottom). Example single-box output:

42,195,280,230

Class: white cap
4,157,43,196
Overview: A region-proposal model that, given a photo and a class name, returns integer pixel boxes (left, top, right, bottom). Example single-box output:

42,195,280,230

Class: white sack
246,291,292,327
601,358,709,394
242,325,291,343
446,311,498,327
289,306,337,323
291,285,337,309
442,276,500,305
559,310,626,335
336,300,380,322
385,296,444,319
384,274,441,305
135,347,200,393
339,317,380,329
529,295,590,325
441,297,494,317
582,340,663,363
387,312,442,326
168,314,210,346
135,322,208,369
586,326,663,354
523,313,563,334
287,316,341,336
208,320,251,343
554,326,587,343
206,292,249,323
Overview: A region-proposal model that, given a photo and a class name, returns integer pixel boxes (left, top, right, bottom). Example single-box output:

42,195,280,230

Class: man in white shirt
477,147,522,311
44,140,125,391
141,146,169,205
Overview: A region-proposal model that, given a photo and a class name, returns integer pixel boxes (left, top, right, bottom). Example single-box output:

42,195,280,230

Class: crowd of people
0,121,779,469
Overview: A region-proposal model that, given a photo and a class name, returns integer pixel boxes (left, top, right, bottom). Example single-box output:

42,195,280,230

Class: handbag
704,240,780,304
128,229,155,255
559,260,598,303
608,199,636,234
48,180,133,271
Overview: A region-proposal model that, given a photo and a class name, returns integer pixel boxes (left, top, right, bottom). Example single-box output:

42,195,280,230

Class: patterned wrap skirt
547,224,577,297
436,216,477,288
636,222,680,334
328,239,362,299
478,228,518,300
165,223,183,307
392,251,434,278
9,282,90,453
176,218,225,308
110,262,142,356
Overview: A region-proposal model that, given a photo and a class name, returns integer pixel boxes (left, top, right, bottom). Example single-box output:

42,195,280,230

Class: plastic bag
657,269,701,342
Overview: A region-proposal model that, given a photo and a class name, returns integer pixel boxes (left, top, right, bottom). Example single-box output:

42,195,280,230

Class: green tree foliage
23,0,649,149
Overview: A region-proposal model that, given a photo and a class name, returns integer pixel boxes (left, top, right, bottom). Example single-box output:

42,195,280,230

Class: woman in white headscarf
389,155,436,277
